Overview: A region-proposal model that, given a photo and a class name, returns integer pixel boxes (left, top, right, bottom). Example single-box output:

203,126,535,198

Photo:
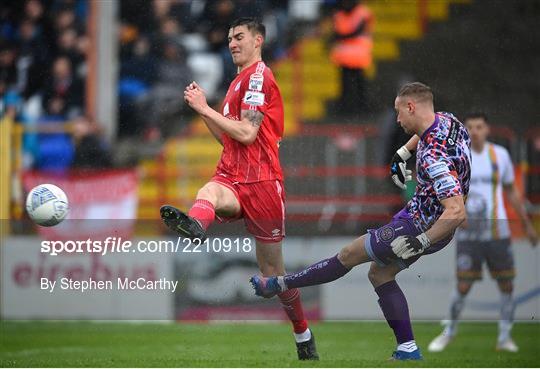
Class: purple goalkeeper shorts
364,208,453,269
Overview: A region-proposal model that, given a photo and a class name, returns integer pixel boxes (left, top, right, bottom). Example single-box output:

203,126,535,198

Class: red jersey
216,61,284,183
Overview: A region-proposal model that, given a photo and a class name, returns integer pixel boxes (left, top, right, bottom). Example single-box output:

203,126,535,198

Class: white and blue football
25,184,69,226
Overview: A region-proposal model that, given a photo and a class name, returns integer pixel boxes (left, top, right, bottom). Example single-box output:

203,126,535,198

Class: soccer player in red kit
160,17,319,360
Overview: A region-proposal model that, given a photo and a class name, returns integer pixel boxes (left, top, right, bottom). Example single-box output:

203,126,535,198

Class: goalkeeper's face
228,25,263,67
394,96,415,135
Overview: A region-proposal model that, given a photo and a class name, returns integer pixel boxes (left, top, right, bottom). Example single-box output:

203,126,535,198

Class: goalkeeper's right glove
390,146,413,190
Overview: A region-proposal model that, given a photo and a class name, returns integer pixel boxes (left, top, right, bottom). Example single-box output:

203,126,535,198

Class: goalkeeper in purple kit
250,82,472,360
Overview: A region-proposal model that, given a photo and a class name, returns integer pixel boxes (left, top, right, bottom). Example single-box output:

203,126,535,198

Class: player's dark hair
229,17,266,39
464,112,488,123
398,82,433,104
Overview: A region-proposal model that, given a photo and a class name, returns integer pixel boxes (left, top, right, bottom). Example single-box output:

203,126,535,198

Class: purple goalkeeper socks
375,280,415,344
283,255,350,289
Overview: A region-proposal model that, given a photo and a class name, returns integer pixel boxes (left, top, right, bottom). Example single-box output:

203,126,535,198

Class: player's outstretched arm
504,183,538,246
392,195,466,259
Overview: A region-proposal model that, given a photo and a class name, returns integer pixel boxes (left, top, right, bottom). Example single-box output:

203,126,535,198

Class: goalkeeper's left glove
391,233,431,259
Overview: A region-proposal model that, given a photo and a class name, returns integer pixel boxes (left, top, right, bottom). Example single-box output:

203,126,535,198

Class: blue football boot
249,275,282,298
390,348,423,361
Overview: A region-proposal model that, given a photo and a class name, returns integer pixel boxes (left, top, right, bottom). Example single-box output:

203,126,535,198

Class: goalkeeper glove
391,233,431,259
390,146,413,190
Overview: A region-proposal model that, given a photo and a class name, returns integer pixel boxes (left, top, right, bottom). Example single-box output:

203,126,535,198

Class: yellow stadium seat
374,20,422,39
373,39,400,60
428,0,450,20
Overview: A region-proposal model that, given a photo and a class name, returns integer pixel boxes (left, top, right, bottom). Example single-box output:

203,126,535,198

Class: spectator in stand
152,16,184,53
330,0,374,117
22,0,54,45
0,40,18,89
56,27,85,75
71,115,112,169
36,95,74,171
234,0,266,19
264,0,289,60
52,4,77,32
41,55,84,119
118,35,158,138
168,0,196,33
0,0,90,170
135,38,192,139
120,0,154,34
15,18,50,98
198,0,237,89
121,36,157,90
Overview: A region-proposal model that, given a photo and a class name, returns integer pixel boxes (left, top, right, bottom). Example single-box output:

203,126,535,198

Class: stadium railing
0,116,14,234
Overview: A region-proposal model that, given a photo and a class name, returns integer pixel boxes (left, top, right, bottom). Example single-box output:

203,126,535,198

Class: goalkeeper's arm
392,195,466,259
425,195,466,243
390,135,419,189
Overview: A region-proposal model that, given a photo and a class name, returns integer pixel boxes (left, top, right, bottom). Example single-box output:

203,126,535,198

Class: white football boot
496,338,519,352
428,332,453,352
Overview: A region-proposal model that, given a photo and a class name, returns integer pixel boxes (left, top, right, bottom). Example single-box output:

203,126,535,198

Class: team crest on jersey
248,73,264,91
243,91,265,106
378,225,395,242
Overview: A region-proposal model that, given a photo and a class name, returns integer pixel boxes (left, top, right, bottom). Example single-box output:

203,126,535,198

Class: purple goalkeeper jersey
406,112,471,232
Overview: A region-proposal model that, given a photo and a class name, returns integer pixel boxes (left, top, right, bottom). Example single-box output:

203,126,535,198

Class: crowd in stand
0,0,325,170
118,0,296,141
0,0,110,170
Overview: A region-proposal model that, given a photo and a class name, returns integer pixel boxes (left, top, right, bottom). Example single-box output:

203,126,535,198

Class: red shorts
210,175,285,243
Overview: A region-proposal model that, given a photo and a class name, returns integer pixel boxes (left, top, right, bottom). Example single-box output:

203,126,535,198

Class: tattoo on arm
242,110,264,128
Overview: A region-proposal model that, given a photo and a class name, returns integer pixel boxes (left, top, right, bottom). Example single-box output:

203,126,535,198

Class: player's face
394,96,415,135
465,118,489,148
228,25,262,67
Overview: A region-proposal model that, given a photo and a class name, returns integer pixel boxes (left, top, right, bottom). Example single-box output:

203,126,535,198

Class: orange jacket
330,4,374,69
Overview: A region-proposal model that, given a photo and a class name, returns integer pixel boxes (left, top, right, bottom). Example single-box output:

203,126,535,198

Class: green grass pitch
1,321,539,367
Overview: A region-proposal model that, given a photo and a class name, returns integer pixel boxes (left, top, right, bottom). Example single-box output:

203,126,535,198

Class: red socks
278,288,308,334
188,199,215,230
189,199,308,334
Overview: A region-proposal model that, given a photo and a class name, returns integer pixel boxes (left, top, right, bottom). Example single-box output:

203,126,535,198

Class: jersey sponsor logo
434,175,457,193
243,91,265,106
234,81,241,91
223,102,229,116
248,73,264,91
426,162,450,179
446,121,459,146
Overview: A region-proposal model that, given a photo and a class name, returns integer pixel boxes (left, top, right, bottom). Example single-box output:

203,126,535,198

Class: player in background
428,113,538,353
160,17,318,360
250,82,471,360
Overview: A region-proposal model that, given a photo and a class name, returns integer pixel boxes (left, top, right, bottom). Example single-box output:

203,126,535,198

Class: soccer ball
25,184,69,226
